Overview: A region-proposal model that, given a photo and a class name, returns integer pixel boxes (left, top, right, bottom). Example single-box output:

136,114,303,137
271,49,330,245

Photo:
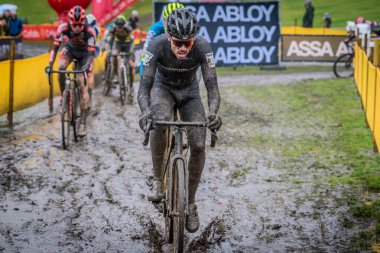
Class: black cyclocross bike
118,51,133,105
103,52,133,105
143,116,217,253
45,60,87,149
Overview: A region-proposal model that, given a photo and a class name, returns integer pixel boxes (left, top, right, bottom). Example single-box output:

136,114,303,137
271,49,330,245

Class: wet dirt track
0,73,373,253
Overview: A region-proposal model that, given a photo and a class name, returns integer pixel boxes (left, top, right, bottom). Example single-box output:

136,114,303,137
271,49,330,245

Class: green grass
2,0,378,28
226,77,380,245
237,78,380,185
281,0,379,28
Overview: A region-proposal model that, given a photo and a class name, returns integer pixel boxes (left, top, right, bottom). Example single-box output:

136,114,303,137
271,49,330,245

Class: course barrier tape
0,51,106,116
281,26,347,35
354,42,380,152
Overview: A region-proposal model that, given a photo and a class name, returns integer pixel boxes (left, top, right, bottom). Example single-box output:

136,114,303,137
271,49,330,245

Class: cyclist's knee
190,141,205,154
151,104,172,120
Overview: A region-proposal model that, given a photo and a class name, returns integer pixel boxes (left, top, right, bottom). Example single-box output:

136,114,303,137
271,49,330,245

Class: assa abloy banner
282,35,350,62
154,2,280,66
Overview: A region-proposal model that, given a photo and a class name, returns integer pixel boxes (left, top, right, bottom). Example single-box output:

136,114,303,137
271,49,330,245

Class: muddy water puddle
0,76,374,252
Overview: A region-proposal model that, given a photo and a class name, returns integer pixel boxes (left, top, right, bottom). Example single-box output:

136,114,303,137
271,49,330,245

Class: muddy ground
0,72,374,253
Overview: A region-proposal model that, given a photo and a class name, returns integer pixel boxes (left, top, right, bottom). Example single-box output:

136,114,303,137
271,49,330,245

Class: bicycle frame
143,119,216,251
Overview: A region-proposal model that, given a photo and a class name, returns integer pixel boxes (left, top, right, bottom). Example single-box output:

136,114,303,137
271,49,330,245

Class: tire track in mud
0,74,374,252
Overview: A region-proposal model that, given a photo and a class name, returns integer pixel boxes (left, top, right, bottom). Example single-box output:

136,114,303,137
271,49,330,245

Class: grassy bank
2,0,378,28
219,77,379,248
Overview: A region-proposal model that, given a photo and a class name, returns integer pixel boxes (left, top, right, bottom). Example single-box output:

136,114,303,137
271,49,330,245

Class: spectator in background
302,0,314,28
128,10,139,30
3,9,11,35
9,10,23,55
9,10,23,37
323,12,332,28
0,12,5,36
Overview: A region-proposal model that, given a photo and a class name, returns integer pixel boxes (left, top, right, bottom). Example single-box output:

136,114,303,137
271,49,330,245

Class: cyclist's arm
138,40,160,114
198,38,220,115
49,23,66,65
107,28,115,51
140,21,165,75
83,26,97,68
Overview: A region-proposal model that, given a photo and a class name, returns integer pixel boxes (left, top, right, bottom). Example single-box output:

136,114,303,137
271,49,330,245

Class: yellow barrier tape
366,62,377,131
0,60,10,116
281,26,347,35
374,68,380,150
0,52,105,116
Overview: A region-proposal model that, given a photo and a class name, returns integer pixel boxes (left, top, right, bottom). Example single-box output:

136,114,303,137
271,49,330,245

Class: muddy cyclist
106,15,135,88
47,5,96,137
138,8,222,233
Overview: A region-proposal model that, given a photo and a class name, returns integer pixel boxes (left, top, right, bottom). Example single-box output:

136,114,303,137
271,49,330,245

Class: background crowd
0,5,24,60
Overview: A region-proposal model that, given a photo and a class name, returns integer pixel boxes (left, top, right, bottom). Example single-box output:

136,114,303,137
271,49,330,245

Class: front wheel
72,85,81,142
103,63,112,95
119,66,126,105
172,159,186,253
61,90,71,149
126,66,133,105
333,53,354,78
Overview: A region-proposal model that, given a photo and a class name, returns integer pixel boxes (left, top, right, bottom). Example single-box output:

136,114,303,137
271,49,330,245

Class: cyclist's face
169,36,194,59
71,23,84,33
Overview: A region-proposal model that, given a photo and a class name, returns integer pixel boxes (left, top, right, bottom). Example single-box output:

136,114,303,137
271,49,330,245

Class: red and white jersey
54,23,96,52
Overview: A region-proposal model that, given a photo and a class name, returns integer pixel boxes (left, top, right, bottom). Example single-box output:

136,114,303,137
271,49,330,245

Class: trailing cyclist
86,13,100,108
139,2,184,75
47,5,96,137
106,15,135,92
138,8,222,233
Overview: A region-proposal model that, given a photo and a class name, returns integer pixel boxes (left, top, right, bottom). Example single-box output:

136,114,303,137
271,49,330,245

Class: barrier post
374,40,380,67
373,40,380,153
48,36,54,113
372,66,378,153
7,40,15,128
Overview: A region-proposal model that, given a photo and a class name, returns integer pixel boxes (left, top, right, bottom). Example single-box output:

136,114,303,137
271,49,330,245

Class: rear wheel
61,90,71,149
172,159,186,253
72,85,80,142
333,53,354,78
126,66,133,104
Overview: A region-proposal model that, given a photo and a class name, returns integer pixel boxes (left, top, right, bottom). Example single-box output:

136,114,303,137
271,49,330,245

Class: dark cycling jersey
139,34,220,115
108,25,133,43
49,22,96,66
138,33,221,208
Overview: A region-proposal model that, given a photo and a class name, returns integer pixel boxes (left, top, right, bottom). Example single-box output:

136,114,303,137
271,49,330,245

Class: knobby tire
61,90,71,149
120,67,126,105
126,66,133,104
103,63,112,95
72,84,80,142
173,159,186,253
333,53,354,78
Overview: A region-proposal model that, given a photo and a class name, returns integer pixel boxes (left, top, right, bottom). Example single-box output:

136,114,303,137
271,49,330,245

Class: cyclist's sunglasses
71,23,84,28
171,38,194,48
